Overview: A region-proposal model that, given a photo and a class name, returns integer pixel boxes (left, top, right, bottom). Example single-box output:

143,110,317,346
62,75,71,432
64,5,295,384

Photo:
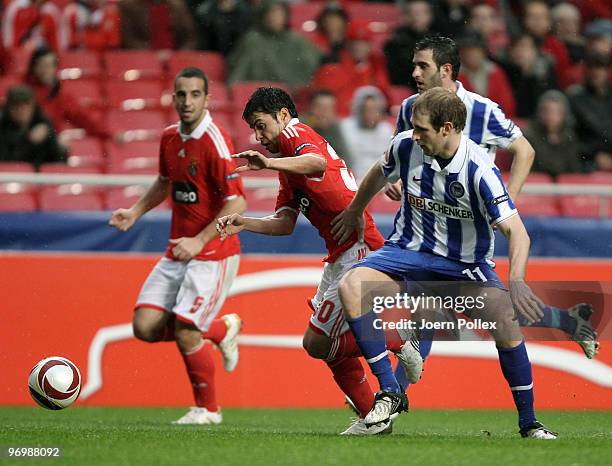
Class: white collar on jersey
423,134,469,174
286,117,300,127
177,111,212,141
454,80,467,101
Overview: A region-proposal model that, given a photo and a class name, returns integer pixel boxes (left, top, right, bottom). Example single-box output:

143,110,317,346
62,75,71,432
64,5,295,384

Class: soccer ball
28,357,81,410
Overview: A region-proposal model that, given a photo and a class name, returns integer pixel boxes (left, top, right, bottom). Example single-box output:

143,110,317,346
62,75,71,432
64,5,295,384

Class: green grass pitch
1,407,611,465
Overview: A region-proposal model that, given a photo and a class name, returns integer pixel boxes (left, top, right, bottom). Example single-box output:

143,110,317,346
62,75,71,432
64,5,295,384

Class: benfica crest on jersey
189,160,197,176
177,148,186,158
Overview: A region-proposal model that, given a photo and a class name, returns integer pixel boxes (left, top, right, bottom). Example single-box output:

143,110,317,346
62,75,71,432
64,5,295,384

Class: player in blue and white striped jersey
389,35,598,377
332,88,557,439
392,35,533,203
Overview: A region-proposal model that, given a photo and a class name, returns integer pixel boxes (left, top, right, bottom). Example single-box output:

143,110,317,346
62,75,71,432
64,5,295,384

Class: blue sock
347,311,400,393
517,306,577,335
497,341,536,428
395,328,434,392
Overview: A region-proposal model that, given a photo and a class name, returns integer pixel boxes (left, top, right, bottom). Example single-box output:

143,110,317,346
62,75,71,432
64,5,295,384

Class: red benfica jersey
274,118,384,262
159,112,244,261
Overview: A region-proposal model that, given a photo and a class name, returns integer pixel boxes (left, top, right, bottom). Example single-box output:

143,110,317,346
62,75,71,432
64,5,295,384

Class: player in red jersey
216,87,422,435
109,68,247,425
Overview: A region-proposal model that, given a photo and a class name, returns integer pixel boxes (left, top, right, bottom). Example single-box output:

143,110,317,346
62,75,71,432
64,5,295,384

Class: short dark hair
415,35,461,81
242,87,298,122
175,67,209,95
310,89,336,102
26,45,57,79
6,85,34,106
412,87,466,132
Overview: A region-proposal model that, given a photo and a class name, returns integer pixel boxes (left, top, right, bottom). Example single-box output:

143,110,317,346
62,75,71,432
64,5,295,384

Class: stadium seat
61,80,105,109
167,51,226,82
106,185,170,210
347,3,401,30
388,85,413,117
39,164,103,174
557,173,612,218
0,76,20,104
104,51,164,81
105,81,167,111
208,81,232,112
39,186,104,211
4,47,31,76
0,191,37,212
502,172,561,216
0,162,35,173
231,114,260,152
66,138,106,170
368,191,403,214
58,51,102,80
107,157,158,174
242,186,280,212
105,110,167,142
107,140,159,173
289,2,324,32
231,81,292,111
0,163,37,211
38,164,104,210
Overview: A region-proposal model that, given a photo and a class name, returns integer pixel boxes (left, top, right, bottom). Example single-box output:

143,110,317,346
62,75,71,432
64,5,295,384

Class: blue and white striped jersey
381,131,517,263
396,81,522,160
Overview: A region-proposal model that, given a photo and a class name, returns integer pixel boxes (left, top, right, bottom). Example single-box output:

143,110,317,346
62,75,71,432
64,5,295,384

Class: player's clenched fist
232,150,271,172
216,214,246,239
169,237,204,261
109,208,138,232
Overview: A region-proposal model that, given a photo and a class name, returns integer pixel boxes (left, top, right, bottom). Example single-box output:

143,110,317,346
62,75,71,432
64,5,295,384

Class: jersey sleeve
483,104,523,149
159,135,169,178
476,167,517,226
380,132,411,183
396,96,415,134
208,141,245,201
274,172,299,215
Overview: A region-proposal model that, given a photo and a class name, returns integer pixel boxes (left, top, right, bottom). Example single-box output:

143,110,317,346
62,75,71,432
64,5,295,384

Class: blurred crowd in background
0,0,610,210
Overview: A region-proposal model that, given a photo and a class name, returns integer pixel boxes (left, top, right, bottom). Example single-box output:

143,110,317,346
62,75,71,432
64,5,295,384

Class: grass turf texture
1,408,610,465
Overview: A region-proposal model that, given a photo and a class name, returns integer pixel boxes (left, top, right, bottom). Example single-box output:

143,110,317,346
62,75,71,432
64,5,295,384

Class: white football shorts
309,242,370,338
136,255,239,331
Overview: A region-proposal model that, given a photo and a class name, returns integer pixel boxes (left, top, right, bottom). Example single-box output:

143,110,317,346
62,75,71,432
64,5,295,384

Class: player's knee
302,335,329,360
132,320,159,343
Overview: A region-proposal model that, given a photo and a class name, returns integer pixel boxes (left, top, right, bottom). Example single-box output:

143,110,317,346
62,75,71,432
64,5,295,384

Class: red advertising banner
2,253,611,409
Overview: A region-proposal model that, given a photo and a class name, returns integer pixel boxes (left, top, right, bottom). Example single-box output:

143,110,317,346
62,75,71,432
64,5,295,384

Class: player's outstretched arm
217,209,298,239
497,214,545,324
109,176,170,231
233,150,326,176
506,136,535,201
331,161,386,245
171,196,247,261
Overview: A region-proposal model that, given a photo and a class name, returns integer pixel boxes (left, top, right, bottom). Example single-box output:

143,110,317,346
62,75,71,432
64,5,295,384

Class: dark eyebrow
413,61,429,67
413,123,429,131
249,118,263,129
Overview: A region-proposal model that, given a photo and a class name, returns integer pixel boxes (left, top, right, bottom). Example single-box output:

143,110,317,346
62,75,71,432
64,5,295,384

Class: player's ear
442,121,454,136
439,63,452,80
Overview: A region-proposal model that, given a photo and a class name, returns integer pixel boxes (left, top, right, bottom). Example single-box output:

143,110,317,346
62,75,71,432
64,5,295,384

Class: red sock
181,342,218,412
202,319,227,345
327,357,374,418
331,330,404,360
384,329,403,353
